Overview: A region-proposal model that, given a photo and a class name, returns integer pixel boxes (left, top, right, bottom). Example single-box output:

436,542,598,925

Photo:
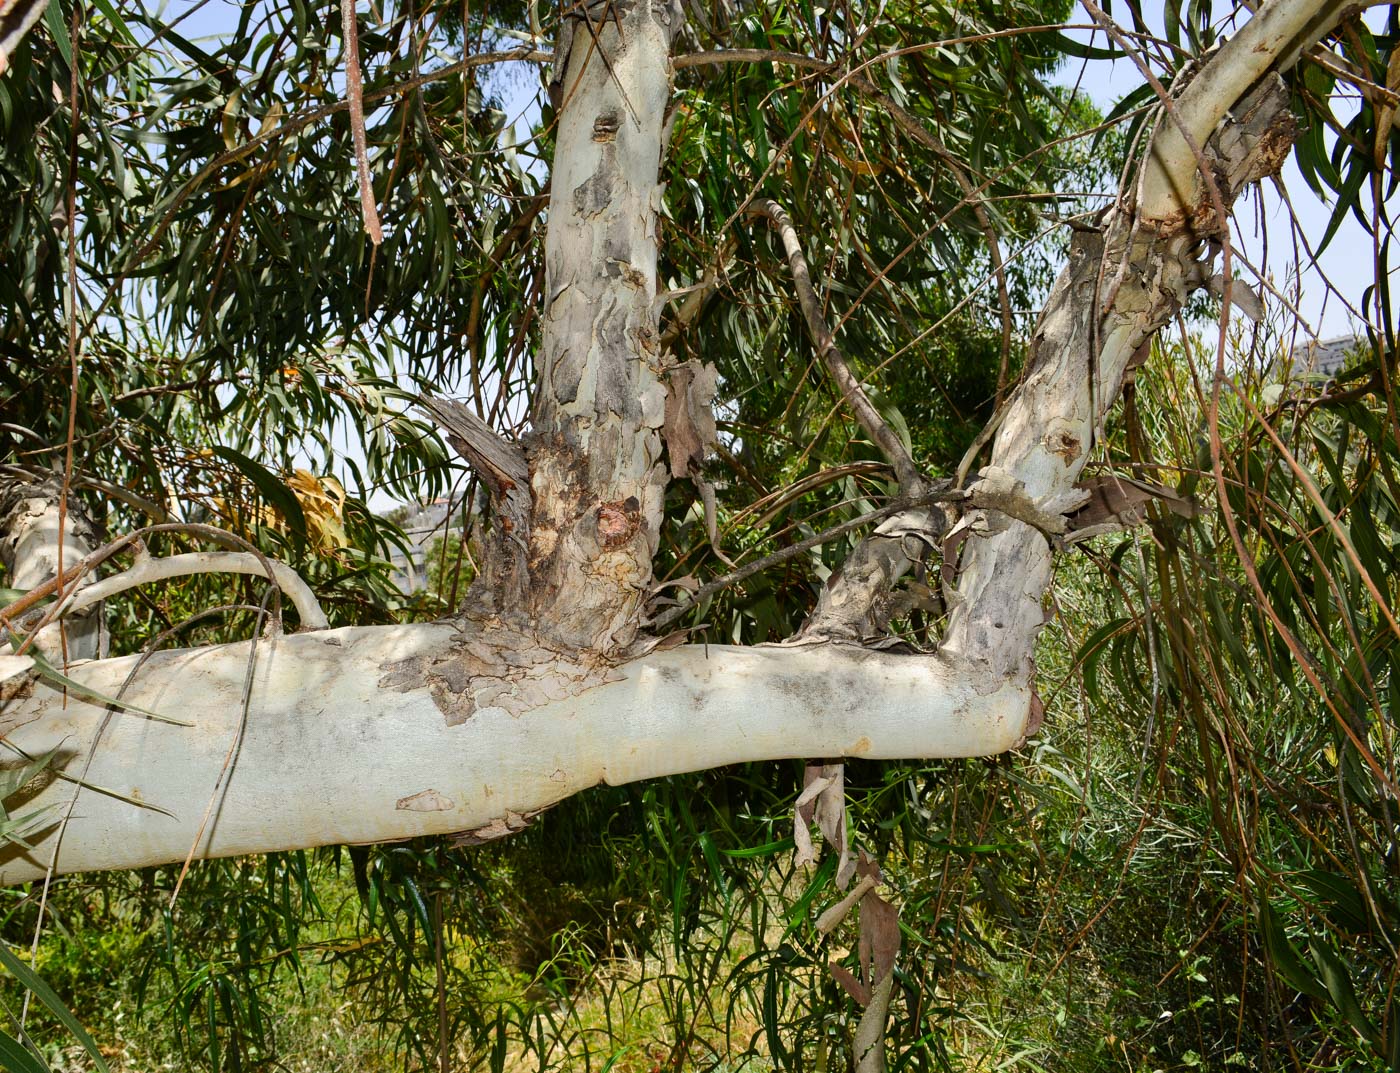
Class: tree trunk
0,473,105,663
0,0,1341,882
519,0,684,654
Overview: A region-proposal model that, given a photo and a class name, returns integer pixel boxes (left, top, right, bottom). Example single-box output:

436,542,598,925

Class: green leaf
23,646,193,727
0,943,110,1073
210,446,307,544
0,1030,48,1073
1309,935,1380,1044
1260,901,1327,1001
88,0,136,45
43,0,71,67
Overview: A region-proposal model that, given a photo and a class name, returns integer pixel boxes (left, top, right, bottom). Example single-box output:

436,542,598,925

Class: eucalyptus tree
0,0,1387,1065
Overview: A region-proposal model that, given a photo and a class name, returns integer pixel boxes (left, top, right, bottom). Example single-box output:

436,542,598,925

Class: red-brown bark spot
596,496,641,548
1045,430,1081,465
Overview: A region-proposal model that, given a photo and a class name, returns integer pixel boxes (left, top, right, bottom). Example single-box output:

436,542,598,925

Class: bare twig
342,0,384,244
748,199,923,493
651,487,955,631
2,522,320,649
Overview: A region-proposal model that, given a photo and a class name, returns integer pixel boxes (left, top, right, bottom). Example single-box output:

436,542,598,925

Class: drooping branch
40,552,328,632
341,0,384,244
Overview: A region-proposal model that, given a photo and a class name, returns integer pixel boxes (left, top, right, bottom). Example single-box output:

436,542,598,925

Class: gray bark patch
573,147,616,218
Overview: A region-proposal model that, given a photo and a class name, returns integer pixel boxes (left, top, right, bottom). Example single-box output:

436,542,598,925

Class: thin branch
747,199,923,493
678,46,1017,397
46,552,329,631
651,488,955,631
342,0,384,244
1,522,314,647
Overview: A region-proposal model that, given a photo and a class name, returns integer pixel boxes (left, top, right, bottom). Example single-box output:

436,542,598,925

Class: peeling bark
417,396,532,614
942,78,1297,681
522,0,685,654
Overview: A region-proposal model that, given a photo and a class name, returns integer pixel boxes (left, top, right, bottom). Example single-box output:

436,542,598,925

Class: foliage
0,0,1397,1071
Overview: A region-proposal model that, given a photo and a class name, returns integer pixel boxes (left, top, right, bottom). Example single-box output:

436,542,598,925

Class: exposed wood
416,396,532,611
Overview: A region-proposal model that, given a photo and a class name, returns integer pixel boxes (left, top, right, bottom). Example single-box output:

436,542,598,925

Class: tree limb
42,552,328,632
0,625,1032,882
1137,0,1347,220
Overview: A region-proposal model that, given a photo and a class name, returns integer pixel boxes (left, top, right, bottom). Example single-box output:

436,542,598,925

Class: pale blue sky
149,0,1386,506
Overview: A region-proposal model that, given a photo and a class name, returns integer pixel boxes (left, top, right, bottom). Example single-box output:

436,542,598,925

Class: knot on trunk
596,497,641,548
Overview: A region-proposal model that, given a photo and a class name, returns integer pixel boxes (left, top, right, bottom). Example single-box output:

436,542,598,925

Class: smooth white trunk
0,626,1027,882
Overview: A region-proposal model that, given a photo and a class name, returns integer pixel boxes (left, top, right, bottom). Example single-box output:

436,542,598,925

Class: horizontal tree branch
0,625,1031,882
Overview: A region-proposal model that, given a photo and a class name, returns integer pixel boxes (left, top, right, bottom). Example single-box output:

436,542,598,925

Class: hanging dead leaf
831,962,871,1006
795,762,854,887
1066,473,1200,536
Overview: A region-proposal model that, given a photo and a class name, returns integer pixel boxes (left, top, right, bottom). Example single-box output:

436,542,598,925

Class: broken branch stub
417,396,532,611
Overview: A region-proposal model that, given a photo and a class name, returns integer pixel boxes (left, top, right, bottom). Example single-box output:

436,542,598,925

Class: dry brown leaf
1066,474,1200,533
831,963,871,1006
662,361,718,480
